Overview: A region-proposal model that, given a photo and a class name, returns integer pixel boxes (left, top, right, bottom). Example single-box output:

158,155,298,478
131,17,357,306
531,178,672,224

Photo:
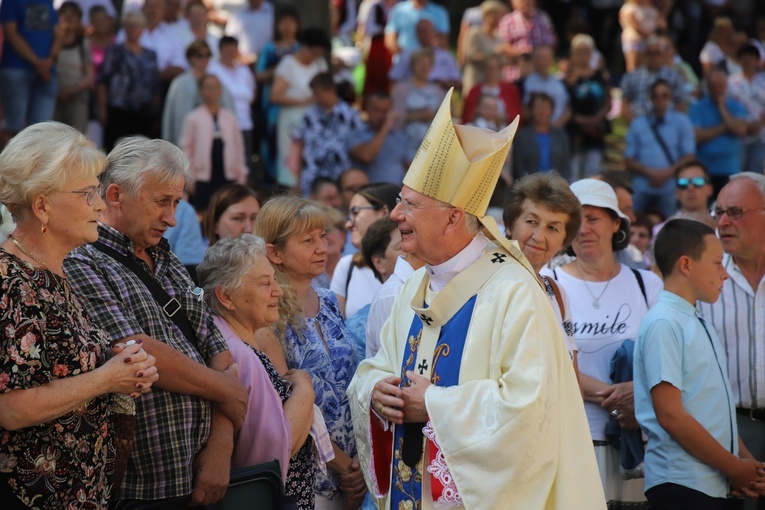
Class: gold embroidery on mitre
403,87,520,218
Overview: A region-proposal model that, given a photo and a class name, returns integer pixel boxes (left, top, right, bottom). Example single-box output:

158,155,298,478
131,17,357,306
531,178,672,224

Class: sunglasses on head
676,177,707,189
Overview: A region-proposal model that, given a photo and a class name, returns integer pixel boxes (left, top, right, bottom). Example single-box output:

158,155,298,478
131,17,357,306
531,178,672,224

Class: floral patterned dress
0,250,115,509
249,347,315,510
285,287,359,501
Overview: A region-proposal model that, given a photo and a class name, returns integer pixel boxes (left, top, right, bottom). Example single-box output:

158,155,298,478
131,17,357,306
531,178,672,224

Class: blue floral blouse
284,287,359,500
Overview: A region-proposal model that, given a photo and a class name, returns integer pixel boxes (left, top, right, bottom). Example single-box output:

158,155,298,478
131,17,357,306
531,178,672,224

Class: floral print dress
285,287,359,501
249,346,315,510
0,250,115,509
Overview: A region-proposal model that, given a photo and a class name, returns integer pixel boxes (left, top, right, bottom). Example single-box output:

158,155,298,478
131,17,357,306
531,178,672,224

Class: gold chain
9,234,50,271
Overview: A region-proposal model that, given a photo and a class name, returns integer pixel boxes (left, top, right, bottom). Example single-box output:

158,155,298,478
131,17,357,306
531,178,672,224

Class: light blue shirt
346,123,414,185
634,290,738,498
624,110,696,193
689,96,748,176
164,200,207,265
385,1,450,53
522,73,569,123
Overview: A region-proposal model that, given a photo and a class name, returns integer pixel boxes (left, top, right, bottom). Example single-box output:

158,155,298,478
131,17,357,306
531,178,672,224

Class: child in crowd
630,212,654,268
619,0,663,72
54,1,93,134
634,219,765,510
468,94,501,131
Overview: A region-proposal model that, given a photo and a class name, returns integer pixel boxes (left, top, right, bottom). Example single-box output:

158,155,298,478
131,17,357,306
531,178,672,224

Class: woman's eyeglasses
62,185,103,206
347,205,380,223
676,177,708,190
192,52,212,59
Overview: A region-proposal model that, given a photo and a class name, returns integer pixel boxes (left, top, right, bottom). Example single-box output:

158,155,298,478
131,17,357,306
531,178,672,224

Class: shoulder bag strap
344,259,354,298
546,276,566,319
630,268,648,307
92,242,200,348
648,120,675,167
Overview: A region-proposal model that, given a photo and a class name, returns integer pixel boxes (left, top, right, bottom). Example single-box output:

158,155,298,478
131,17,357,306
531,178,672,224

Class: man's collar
426,234,488,292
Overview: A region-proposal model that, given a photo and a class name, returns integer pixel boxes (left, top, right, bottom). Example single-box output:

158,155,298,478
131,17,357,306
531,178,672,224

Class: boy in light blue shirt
635,218,765,509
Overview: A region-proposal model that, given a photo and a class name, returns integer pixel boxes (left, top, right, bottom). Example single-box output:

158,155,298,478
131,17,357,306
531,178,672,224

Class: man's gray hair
730,172,765,201
464,213,481,235
101,136,193,198
197,234,269,317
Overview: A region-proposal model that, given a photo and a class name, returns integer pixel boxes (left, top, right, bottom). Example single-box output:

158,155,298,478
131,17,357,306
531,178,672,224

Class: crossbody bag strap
648,121,675,167
92,242,200,348
630,267,648,307
545,276,566,319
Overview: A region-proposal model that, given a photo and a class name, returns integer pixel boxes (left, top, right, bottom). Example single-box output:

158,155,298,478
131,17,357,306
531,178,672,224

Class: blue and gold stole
381,245,515,508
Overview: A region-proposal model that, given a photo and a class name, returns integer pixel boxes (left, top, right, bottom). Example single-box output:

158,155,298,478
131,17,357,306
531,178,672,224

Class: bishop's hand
401,371,431,423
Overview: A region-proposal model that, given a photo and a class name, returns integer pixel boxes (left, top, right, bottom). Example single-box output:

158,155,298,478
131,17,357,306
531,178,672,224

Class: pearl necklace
9,234,50,271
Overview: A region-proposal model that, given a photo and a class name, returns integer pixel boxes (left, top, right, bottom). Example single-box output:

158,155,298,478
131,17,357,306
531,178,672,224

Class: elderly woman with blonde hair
0,122,158,509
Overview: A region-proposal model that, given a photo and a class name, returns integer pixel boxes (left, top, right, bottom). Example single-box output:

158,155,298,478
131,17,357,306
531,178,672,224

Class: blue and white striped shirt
698,253,765,408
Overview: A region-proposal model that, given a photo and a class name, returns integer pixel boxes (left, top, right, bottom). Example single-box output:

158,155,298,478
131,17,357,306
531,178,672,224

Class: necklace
9,234,50,271
576,261,616,310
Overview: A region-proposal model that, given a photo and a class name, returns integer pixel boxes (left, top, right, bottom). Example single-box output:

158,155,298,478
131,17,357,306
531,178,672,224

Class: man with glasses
348,89,604,509
625,79,696,218
620,37,688,122
699,172,765,510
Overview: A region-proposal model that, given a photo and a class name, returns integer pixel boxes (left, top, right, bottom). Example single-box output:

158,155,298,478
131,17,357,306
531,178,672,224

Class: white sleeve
330,255,353,298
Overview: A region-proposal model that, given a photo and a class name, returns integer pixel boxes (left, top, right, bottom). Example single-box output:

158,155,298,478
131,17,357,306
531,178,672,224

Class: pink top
213,316,292,479
180,106,249,184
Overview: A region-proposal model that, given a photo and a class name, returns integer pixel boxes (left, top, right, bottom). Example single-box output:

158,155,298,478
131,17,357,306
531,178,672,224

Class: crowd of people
2,0,765,509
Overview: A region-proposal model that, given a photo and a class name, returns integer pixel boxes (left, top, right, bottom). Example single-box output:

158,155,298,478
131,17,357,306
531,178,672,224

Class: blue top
164,200,207,265
385,1,450,53
284,287,359,499
624,110,696,192
345,123,414,186
0,0,57,71
634,290,738,498
689,96,748,176
535,132,551,172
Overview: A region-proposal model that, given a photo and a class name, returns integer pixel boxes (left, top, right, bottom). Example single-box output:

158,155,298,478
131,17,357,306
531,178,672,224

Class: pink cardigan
179,106,248,184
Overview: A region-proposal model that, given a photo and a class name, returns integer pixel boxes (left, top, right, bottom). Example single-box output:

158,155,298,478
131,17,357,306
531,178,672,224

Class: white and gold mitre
403,88,518,217
403,88,539,282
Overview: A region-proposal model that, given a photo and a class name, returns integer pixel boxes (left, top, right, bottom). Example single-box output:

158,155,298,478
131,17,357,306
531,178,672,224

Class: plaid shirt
620,65,688,118
64,223,229,501
498,9,556,82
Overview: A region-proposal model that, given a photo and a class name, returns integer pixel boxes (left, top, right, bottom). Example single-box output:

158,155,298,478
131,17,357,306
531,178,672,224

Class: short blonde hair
0,121,106,219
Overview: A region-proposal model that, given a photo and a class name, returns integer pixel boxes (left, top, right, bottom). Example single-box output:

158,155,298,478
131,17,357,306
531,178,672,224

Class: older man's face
119,173,185,252
390,186,452,264
715,178,765,260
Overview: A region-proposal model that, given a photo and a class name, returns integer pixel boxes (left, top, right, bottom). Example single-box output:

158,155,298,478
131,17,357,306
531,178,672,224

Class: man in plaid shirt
497,0,556,82
65,137,248,507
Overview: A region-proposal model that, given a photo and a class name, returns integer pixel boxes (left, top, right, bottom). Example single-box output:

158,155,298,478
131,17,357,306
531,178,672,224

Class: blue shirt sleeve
679,114,696,156
728,98,748,119
624,119,640,160
432,5,450,34
640,318,684,392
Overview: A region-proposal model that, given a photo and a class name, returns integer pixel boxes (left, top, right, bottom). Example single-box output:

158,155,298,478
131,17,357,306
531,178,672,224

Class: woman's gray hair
0,121,106,220
121,9,146,26
102,136,193,198
730,172,765,201
197,233,269,317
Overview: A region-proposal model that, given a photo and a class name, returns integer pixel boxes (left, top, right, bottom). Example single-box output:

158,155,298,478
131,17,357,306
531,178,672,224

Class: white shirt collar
426,234,489,292
392,256,415,284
